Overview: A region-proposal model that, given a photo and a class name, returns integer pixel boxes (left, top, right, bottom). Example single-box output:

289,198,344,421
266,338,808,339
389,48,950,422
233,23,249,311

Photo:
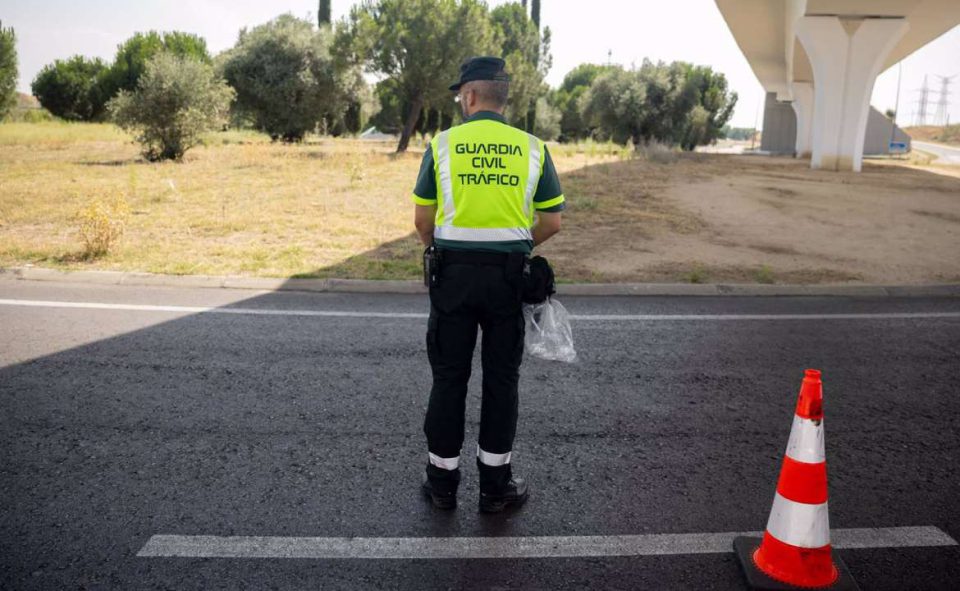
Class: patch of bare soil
542,153,960,284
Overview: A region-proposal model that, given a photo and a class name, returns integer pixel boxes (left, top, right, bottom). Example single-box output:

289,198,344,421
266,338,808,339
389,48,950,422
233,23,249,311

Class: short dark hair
467,80,509,109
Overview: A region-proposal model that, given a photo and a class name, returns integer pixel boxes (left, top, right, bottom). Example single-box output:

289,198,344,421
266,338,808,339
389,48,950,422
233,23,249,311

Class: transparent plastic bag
522,298,577,363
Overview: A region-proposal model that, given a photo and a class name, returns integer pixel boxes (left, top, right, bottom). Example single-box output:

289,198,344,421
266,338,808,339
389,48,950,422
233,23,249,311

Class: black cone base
732,537,860,591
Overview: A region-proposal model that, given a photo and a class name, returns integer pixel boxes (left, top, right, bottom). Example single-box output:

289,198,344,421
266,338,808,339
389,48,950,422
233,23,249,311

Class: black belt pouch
521,256,556,304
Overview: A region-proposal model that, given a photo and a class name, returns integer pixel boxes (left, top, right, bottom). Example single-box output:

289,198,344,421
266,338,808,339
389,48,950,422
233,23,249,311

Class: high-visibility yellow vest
429,119,545,243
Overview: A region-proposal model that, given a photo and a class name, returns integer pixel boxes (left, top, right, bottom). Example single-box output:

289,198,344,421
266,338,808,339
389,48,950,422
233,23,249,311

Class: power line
911,73,958,127
932,74,956,126
913,75,931,126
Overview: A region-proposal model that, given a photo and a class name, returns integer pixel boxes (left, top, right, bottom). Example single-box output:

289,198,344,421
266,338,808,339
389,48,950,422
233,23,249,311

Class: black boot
422,464,459,509
479,477,529,513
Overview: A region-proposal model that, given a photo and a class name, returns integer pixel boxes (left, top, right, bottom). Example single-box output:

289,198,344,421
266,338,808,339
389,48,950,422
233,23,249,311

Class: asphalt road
913,141,960,165
1,279,958,590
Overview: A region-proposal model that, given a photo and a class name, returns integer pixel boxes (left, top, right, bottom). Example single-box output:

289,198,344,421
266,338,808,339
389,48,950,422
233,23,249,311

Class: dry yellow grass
3,122,957,284
904,125,960,147
0,122,621,279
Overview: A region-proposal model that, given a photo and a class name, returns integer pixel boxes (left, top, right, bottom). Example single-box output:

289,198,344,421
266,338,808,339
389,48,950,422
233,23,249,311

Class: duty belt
438,249,516,266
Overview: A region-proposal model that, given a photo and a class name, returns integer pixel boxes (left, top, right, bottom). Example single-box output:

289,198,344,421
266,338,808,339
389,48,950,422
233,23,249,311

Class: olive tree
534,96,560,140
550,63,616,141
220,15,343,142
108,52,234,161
336,0,495,152
579,67,648,145
580,60,736,150
677,64,737,149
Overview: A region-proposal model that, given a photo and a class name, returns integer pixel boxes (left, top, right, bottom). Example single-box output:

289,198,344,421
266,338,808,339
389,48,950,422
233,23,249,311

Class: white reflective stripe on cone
428,453,460,470
435,226,533,242
477,445,512,467
765,492,831,548
785,414,826,464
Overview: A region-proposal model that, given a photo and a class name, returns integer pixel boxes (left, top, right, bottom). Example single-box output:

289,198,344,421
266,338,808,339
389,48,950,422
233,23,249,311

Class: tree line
3,1,737,161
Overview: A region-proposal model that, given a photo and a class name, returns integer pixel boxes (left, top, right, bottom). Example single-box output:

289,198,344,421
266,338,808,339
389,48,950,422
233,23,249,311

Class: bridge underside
716,0,960,171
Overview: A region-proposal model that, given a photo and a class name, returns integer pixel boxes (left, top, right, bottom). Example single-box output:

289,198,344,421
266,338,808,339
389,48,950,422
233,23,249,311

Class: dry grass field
2,121,959,284
904,125,960,147
0,121,624,279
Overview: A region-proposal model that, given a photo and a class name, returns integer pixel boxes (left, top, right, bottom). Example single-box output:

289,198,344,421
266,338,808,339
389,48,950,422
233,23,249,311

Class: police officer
411,56,565,512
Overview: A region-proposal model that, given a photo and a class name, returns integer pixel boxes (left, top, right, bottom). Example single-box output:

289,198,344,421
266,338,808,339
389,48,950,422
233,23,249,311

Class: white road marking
571,312,960,321
0,299,424,319
136,526,956,559
1,299,958,321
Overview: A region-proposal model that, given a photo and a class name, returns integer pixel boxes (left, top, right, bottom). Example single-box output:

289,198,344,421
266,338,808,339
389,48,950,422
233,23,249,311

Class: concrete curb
2,266,959,298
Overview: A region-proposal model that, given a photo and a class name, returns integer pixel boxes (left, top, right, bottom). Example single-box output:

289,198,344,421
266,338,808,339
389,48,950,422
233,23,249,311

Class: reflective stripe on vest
432,121,543,242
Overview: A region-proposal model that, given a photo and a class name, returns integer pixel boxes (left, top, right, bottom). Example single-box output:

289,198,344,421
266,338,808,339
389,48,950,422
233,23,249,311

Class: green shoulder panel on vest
533,146,565,213
412,147,437,204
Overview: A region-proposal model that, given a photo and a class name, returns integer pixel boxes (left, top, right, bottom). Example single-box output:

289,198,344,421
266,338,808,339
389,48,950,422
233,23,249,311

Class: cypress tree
527,0,542,132
318,0,332,27
0,20,16,120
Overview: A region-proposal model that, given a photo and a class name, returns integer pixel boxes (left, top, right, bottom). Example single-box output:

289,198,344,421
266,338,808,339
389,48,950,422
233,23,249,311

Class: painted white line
136,526,955,559
1,299,958,322
569,312,960,321
0,299,424,319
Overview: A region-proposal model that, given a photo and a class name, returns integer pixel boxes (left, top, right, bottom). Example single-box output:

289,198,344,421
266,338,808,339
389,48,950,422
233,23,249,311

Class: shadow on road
2,152,960,589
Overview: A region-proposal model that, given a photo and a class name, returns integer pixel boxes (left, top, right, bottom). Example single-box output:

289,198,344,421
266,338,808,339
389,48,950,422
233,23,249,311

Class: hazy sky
2,0,958,128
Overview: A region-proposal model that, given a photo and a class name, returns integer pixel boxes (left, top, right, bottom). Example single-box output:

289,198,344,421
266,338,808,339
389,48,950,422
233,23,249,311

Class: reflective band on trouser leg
428,452,460,470
785,415,825,463
436,130,455,226
434,226,533,242
477,445,511,467
522,134,541,219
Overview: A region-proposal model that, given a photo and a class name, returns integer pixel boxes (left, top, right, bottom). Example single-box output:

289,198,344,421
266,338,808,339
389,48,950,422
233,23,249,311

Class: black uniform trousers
423,254,525,495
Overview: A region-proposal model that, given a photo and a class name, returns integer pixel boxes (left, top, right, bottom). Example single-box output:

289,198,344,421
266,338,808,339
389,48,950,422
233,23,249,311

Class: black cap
449,56,510,91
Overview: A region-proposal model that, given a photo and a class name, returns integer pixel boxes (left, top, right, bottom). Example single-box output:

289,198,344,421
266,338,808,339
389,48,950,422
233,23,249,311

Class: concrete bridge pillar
795,16,908,171
790,82,813,159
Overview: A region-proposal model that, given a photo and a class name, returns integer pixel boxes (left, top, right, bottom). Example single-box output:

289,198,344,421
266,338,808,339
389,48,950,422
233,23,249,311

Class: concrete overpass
716,0,960,171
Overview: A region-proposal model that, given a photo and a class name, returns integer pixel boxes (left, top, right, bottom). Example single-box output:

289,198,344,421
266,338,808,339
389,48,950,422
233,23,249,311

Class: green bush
5,107,55,123
108,52,234,161
31,56,110,121
534,96,560,141
220,15,343,142
100,31,211,100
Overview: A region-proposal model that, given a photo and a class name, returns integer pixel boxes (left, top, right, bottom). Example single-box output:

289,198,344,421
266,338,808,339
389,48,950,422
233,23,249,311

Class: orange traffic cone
733,369,859,590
